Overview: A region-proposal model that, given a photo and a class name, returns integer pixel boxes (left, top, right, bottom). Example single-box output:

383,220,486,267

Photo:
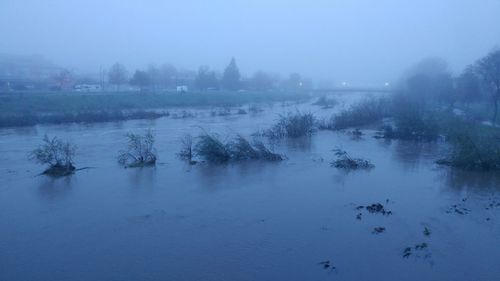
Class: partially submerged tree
475,49,500,124
29,135,77,177
118,130,157,167
108,63,128,90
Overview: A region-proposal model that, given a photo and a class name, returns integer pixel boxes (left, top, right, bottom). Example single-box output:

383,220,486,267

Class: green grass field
0,91,307,127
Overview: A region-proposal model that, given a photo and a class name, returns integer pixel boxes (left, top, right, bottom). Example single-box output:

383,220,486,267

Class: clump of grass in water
320,98,389,130
191,133,283,164
118,130,157,168
265,112,316,139
194,133,232,163
29,135,77,177
177,134,196,164
330,148,374,170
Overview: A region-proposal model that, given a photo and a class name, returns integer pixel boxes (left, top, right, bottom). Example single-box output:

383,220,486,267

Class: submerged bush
330,149,374,170
194,134,231,163
29,135,77,177
323,98,389,130
118,130,157,167
380,96,442,141
192,133,283,163
265,112,316,139
438,122,500,170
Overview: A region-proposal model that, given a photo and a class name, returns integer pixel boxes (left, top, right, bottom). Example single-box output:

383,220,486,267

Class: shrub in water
192,133,283,163
382,96,441,141
266,112,316,139
29,135,77,177
327,98,389,130
438,122,500,170
118,130,157,167
194,133,231,163
330,148,374,170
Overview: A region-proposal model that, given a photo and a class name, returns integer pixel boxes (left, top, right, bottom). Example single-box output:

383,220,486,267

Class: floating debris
372,227,386,234
403,243,429,259
446,204,470,215
423,227,431,237
318,260,335,270
366,203,392,216
403,247,412,258
415,243,428,250
485,198,500,210
353,202,392,220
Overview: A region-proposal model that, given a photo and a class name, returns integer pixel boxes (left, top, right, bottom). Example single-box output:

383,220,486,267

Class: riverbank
0,90,307,127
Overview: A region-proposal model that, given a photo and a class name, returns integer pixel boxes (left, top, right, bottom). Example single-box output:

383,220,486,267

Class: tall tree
475,49,500,124
53,69,74,90
160,64,177,89
221,57,241,91
147,64,161,91
456,66,483,106
130,70,151,92
194,66,218,91
249,71,275,91
108,63,128,91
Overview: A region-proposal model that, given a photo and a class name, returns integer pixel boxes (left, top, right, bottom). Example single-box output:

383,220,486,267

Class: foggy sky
1,0,500,85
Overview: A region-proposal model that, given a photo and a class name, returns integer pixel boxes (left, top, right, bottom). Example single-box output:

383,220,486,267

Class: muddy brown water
1,94,500,281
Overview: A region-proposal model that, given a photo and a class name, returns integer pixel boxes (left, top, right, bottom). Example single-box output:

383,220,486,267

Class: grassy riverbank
0,91,306,127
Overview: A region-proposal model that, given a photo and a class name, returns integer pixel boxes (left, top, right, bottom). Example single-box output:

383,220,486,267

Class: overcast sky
1,0,499,85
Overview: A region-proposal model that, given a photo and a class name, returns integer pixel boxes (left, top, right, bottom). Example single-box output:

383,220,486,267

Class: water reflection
440,168,500,194
127,166,157,188
37,176,74,200
390,139,442,170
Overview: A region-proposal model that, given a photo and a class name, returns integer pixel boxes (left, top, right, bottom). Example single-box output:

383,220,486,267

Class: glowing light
385,82,390,87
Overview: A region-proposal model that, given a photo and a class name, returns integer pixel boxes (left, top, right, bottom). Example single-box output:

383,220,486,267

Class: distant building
0,54,61,90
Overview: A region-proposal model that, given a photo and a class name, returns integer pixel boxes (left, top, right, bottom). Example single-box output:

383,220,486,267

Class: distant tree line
397,48,500,124
106,57,313,93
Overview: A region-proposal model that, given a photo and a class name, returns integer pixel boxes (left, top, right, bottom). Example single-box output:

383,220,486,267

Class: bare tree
108,63,128,91
475,50,500,124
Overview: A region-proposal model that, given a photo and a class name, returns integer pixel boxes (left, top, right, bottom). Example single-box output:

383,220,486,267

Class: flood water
1,93,500,281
